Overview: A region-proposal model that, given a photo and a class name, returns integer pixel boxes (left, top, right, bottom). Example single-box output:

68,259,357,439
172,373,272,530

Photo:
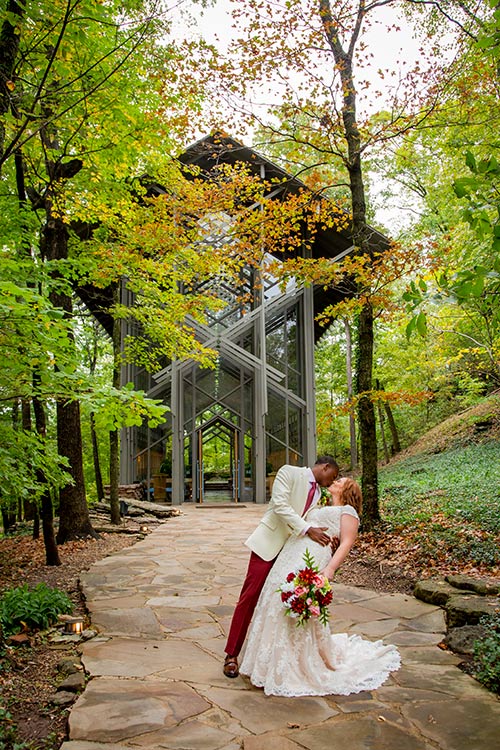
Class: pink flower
294,586,306,596
313,574,326,587
309,605,321,617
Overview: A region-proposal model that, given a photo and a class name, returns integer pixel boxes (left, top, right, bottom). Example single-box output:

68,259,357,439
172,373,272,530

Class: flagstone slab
332,698,389,714
130,718,236,749
244,735,305,750
330,618,355,633
361,593,439,620
207,604,238,618
200,705,251,736
169,622,222,640
90,595,148,611
157,653,233,685
192,637,226,660
153,608,215,631
404,609,447,633
291,715,431,750
396,645,461,666
194,686,337,733
81,637,216,678
332,584,380,602
383,630,443,646
351,618,401,638
69,678,210,743
146,594,221,608
61,743,134,750
90,608,163,639
401,698,500,750
376,686,458,704
396,665,493,698
330,603,390,623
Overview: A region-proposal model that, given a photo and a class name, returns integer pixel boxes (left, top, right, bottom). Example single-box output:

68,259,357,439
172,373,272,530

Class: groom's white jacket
245,465,312,561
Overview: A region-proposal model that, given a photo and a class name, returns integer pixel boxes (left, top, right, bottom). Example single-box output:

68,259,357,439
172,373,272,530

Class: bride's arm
321,514,359,580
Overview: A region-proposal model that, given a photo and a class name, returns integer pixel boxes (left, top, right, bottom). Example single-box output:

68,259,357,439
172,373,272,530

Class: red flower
286,572,296,583
297,567,318,584
290,597,306,614
281,591,293,602
317,590,333,607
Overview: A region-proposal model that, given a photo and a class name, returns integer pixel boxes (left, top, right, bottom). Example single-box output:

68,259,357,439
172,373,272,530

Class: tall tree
212,0,469,526
0,0,203,545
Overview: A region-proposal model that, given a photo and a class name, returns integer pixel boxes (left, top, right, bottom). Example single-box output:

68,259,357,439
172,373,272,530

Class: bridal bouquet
277,549,333,627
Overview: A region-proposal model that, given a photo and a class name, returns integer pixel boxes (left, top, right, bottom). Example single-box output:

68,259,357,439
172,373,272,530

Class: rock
49,633,81,644
58,672,86,692
81,628,98,641
6,633,31,646
413,579,457,606
445,594,500,628
57,658,81,675
445,574,500,596
443,625,487,655
51,691,76,706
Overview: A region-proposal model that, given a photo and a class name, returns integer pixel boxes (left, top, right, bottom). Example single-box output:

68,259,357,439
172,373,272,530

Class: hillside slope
389,392,500,460
339,394,500,592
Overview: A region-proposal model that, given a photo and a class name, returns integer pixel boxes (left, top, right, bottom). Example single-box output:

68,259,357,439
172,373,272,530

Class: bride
239,477,401,697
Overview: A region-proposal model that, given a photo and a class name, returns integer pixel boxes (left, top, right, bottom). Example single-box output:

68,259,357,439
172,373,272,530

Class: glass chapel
118,134,385,505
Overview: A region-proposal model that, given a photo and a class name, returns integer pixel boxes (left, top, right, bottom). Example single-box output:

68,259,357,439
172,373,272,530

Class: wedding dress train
239,505,401,697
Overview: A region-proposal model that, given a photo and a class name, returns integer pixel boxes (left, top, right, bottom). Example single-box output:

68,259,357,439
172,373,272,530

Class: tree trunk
42,215,97,543
344,319,357,469
319,0,380,527
21,397,37,524
56,397,97,542
109,283,121,525
89,323,105,502
32,378,60,566
384,399,401,455
13,149,38,530
377,399,390,464
356,303,380,528
90,412,105,502
0,0,25,164
375,380,401,455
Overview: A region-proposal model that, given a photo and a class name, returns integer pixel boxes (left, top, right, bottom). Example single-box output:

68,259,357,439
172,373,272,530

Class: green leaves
0,583,73,637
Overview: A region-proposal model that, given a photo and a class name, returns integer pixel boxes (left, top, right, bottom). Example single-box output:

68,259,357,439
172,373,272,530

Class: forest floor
1,394,499,749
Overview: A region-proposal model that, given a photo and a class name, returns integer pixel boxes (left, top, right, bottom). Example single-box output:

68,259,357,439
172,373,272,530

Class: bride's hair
340,478,363,515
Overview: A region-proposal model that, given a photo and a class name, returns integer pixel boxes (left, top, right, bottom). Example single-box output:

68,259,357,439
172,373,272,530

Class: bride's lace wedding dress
239,505,401,697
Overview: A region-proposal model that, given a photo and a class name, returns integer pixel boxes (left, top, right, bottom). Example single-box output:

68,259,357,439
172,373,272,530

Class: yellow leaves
319,388,432,422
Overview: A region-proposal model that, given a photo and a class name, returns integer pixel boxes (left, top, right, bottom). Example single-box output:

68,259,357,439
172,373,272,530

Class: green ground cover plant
0,583,72,637
378,441,500,566
474,612,500,694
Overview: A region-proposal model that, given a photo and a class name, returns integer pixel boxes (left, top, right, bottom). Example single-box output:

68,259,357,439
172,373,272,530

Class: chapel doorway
192,415,244,503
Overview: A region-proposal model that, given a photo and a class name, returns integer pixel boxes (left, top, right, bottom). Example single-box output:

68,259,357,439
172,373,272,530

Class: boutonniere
318,486,332,506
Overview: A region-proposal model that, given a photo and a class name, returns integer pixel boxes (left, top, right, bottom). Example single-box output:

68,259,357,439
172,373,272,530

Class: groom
223,455,339,678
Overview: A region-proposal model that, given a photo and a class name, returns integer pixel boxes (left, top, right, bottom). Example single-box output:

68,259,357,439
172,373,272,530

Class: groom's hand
306,526,331,546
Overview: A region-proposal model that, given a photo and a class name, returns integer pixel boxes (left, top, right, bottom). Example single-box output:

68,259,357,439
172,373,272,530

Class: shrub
473,611,500,694
0,583,73,637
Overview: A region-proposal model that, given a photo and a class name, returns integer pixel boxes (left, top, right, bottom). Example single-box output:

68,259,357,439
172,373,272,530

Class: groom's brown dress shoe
223,655,239,678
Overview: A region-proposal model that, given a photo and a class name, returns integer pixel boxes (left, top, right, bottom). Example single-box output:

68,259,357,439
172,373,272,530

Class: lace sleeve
341,504,360,521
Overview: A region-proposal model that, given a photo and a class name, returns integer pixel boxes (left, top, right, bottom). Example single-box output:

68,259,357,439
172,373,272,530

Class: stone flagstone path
61,505,499,750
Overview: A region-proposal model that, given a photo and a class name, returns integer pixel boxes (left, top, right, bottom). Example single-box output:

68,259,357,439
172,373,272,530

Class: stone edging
414,574,499,654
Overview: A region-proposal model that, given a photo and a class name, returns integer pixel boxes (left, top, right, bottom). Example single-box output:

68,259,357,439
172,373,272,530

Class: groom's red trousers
224,551,277,657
